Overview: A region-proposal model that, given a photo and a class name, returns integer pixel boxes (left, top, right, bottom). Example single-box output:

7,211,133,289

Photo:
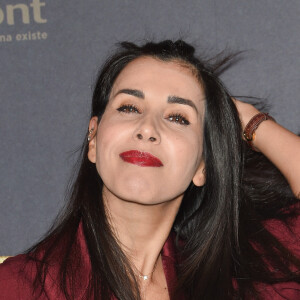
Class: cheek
94,120,121,174
97,124,114,152
96,118,126,156
168,133,203,184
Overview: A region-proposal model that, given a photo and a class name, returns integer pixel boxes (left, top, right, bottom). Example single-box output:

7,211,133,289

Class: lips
119,150,163,167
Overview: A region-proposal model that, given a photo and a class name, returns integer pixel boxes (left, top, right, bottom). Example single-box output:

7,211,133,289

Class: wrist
243,113,276,151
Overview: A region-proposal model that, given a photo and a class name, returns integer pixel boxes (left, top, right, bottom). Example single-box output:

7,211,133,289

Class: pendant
142,275,148,280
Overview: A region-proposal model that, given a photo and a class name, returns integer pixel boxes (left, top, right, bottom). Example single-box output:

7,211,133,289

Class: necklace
136,255,159,281
137,270,155,281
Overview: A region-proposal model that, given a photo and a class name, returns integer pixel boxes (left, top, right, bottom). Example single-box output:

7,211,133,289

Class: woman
0,40,299,300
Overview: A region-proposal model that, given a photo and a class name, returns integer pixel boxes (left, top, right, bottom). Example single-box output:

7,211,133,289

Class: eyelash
117,104,190,126
117,104,140,114
167,114,190,125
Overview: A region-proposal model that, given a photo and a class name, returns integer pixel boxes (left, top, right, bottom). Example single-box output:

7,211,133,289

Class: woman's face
88,56,206,205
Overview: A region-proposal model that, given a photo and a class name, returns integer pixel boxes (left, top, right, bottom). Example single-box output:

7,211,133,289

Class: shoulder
257,204,300,299
0,223,91,299
0,254,36,300
0,252,71,299
255,281,300,300
263,203,300,255
0,251,65,300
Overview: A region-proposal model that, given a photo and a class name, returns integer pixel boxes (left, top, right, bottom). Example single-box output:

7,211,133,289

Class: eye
167,114,190,125
117,104,141,114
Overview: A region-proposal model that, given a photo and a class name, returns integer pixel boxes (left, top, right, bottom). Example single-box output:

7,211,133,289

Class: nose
133,116,161,144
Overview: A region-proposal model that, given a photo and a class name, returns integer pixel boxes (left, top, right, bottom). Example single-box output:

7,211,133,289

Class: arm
235,100,300,198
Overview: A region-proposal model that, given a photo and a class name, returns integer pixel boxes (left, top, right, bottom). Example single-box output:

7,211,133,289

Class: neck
102,186,182,276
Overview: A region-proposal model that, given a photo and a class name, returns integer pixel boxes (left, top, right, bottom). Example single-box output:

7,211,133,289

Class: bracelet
243,112,276,151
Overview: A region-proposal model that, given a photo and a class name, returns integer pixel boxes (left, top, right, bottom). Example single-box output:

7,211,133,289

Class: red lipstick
119,150,163,167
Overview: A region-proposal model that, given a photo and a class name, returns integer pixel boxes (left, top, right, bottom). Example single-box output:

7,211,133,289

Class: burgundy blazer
0,215,299,299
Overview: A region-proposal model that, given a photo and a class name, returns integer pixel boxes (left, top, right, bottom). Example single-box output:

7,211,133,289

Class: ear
192,159,206,187
87,117,98,163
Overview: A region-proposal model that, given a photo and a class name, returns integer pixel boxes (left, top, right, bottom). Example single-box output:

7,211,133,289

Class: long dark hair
26,40,300,299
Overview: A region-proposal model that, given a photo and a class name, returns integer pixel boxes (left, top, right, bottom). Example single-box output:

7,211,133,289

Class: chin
117,187,160,205
124,198,165,206
115,186,183,206
121,174,156,192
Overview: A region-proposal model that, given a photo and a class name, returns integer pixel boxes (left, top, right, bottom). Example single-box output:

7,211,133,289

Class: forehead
110,56,205,102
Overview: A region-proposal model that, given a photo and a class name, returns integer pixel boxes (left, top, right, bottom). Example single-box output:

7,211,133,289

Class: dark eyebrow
115,89,198,113
168,96,198,114
115,89,145,99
